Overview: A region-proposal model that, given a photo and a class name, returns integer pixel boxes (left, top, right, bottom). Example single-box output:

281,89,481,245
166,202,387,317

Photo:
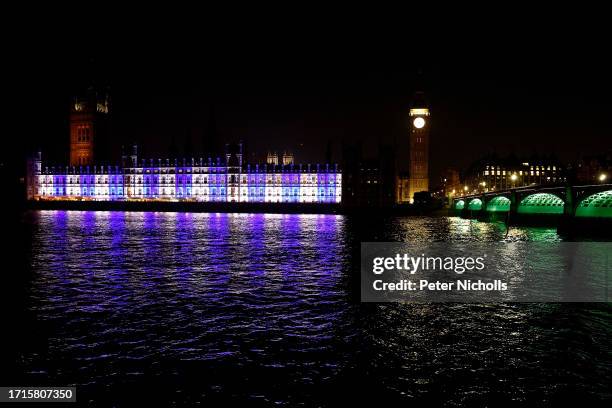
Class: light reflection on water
16,211,612,406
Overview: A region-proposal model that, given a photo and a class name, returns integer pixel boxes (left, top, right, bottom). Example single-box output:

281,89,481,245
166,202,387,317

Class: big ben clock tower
407,91,430,203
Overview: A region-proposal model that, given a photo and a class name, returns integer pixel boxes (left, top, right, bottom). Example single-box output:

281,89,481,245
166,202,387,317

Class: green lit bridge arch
517,193,564,215
576,190,612,218
467,198,482,211
485,196,510,212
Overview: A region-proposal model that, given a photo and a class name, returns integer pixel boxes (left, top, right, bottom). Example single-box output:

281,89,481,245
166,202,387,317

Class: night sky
6,22,612,185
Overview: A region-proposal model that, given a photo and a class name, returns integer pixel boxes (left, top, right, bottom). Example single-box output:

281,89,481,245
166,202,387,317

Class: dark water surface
7,211,612,406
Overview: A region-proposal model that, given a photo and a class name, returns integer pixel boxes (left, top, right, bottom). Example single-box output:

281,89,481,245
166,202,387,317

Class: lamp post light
510,173,518,188
599,173,608,183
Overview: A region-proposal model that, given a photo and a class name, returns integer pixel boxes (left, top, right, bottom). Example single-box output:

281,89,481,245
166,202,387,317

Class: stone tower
69,87,110,166
407,91,430,203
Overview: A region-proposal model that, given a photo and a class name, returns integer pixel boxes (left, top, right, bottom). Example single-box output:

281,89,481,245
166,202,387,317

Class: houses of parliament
27,87,342,204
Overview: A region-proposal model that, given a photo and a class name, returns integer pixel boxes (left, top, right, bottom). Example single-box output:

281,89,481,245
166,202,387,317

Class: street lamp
464,185,469,192
599,173,608,183
510,173,518,188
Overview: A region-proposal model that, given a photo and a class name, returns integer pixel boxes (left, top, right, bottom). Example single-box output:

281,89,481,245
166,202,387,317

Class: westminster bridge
452,184,612,231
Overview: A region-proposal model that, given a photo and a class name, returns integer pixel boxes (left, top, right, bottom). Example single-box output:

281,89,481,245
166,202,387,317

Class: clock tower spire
407,91,430,203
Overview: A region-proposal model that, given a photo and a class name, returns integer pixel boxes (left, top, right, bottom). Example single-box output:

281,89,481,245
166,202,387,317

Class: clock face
413,117,426,129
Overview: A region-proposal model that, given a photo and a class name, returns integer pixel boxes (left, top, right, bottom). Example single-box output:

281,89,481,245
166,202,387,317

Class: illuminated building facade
28,86,343,205
463,154,566,194
266,152,279,165
29,145,341,203
282,151,294,165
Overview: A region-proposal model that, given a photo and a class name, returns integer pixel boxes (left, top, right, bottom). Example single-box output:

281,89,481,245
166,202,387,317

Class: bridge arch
455,200,465,210
575,190,612,218
486,196,510,212
517,193,564,215
467,198,483,211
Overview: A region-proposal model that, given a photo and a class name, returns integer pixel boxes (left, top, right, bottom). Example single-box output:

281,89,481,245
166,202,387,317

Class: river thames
7,211,612,406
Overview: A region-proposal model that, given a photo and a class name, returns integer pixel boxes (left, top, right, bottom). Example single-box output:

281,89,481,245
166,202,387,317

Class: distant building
463,154,566,194
341,141,396,208
574,153,611,184
266,151,279,165
440,167,461,197
26,151,42,200
282,151,294,165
